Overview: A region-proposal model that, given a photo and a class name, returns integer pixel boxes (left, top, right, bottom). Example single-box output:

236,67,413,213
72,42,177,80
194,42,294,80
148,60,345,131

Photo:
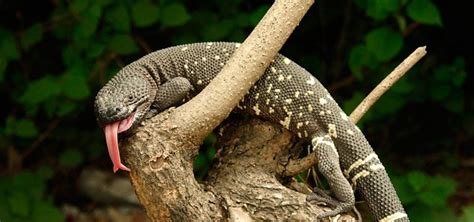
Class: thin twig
327,75,356,93
331,0,353,79
353,206,362,222
134,34,153,54
285,151,318,176
350,46,427,123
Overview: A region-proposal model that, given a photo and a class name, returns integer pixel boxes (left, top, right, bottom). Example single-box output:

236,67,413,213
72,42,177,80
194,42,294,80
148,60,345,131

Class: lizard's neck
140,68,159,102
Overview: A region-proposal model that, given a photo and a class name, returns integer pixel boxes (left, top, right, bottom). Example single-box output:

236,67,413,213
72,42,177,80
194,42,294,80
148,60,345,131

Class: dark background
0,0,473,221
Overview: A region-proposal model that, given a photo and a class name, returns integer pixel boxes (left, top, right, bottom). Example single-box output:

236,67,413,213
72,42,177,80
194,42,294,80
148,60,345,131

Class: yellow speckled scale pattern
113,42,409,221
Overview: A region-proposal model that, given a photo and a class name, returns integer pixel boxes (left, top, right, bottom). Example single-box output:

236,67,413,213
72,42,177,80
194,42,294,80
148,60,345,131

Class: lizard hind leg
307,134,355,219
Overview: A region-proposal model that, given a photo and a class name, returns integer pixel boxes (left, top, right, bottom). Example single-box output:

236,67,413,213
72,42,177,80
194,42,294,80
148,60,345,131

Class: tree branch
124,0,318,221
350,46,427,123
284,152,318,177
173,0,315,142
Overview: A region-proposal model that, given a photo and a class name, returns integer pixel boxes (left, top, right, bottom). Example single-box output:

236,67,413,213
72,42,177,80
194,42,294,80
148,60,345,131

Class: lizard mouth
103,112,136,172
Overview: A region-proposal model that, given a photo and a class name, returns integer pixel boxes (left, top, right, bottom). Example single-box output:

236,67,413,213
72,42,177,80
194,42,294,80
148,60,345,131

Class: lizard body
94,42,409,221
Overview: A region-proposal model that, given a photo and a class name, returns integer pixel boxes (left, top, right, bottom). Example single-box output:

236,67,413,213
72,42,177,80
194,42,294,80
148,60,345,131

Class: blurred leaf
14,119,39,139
433,64,454,82
61,73,90,100
12,172,44,191
449,57,466,87
42,98,58,118
249,4,270,26
74,4,102,40
365,27,403,62
21,23,43,50
0,171,62,221
0,56,6,82
20,76,61,105
392,175,418,204
57,101,78,117
342,91,365,114
37,166,54,180
391,78,415,94
395,13,407,32
62,45,82,67
200,19,235,40
7,191,30,217
407,170,428,192
429,58,466,112
193,153,206,170
353,0,368,9
171,33,199,45
106,3,131,31
31,202,64,222
204,133,217,146
108,34,138,55
405,171,457,208
460,205,474,222
366,0,400,20
4,116,16,136
348,45,366,80
342,91,372,126
50,19,72,40
407,205,456,222
59,149,83,167
69,0,89,13
374,91,405,116
429,83,451,101
444,92,464,113
86,42,106,59
0,29,20,61
228,29,246,42
95,0,113,8
452,71,466,87
131,0,160,27
235,13,251,28
419,175,457,207
206,147,216,160
295,171,308,183
407,0,442,26
348,44,378,79
161,3,191,27
88,3,102,17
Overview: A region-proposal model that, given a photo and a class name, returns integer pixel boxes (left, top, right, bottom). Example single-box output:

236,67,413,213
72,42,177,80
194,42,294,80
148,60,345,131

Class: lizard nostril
108,107,122,116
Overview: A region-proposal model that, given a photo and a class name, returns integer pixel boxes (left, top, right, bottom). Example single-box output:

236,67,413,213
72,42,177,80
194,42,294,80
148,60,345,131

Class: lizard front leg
146,77,194,118
307,134,355,219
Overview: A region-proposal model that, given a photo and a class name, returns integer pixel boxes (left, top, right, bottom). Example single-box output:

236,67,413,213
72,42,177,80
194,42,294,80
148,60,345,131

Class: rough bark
124,113,355,221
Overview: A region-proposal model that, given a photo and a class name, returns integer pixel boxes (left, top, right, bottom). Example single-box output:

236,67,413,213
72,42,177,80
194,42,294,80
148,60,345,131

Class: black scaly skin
94,42,409,221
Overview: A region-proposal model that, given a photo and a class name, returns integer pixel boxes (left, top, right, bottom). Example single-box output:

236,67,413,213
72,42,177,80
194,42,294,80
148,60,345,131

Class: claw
306,189,353,219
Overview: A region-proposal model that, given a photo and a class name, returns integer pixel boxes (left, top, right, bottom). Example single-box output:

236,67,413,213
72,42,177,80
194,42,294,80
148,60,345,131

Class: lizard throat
103,112,136,172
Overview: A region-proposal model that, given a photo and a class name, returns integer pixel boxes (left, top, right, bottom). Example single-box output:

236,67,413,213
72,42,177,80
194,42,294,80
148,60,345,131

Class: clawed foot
307,187,339,206
306,187,354,220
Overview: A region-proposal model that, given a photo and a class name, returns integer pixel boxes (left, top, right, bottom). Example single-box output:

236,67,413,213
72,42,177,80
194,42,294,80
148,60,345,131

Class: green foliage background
0,0,473,221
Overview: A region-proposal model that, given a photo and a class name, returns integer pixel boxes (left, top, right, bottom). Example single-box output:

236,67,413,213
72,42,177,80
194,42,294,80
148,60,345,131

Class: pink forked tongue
104,113,135,173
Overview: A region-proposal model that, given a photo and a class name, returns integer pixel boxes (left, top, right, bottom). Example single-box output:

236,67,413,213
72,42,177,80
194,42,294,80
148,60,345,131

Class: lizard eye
125,95,135,103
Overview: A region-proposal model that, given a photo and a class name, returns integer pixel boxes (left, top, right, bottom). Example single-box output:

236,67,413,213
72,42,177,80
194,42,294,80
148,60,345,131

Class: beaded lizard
94,42,409,221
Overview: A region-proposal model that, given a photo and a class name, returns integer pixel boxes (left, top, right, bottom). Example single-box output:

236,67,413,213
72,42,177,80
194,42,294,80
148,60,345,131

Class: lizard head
94,67,157,173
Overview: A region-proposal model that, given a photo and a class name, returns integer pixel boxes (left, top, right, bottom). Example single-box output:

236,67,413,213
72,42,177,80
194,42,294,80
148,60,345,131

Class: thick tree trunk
124,113,355,221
